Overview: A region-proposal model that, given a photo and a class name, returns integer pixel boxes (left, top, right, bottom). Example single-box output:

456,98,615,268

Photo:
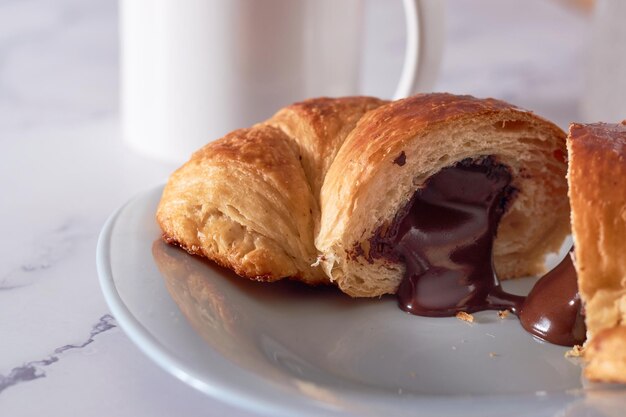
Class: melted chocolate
369,156,585,346
393,157,522,316
519,253,586,346
394,151,407,166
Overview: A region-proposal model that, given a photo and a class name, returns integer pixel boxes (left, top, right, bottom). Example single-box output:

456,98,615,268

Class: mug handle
392,0,445,100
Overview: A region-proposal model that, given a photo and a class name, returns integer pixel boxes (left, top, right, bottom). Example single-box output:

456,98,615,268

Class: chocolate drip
519,254,586,346
370,156,585,346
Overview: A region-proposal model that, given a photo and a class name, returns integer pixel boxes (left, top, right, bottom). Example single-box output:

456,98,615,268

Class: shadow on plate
151,239,626,407
151,239,400,396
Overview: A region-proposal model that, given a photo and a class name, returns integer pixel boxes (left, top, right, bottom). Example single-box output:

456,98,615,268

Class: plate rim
96,186,622,417
96,186,312,417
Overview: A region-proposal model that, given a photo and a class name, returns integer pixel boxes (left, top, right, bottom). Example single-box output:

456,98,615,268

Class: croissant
568,121,626,382
157,93,570,298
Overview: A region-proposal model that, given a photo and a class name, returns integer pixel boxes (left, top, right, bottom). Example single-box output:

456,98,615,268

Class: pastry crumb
456,311,474,323
489,352,499,358
310,255,326,267
497,310,509,319
565,345,584,358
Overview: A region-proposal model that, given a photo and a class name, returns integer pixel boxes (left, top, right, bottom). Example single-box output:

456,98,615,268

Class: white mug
121,0,444,163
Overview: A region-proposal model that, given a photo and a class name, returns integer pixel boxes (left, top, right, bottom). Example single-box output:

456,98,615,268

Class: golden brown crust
567,121,626,383
157,93,570,298
157,125,325,284
265,96,388,201
569,122,626,303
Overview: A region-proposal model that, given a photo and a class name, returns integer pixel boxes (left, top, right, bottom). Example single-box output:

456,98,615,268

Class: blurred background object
120,0,444,163
553,0,595,13
364,0,591,128
582,0,626,122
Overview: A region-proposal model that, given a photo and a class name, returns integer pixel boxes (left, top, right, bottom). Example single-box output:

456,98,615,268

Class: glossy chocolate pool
373,156,584,346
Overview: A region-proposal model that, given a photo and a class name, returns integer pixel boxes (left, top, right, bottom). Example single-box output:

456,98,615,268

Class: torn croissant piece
157,93,570,297
567,121,626,383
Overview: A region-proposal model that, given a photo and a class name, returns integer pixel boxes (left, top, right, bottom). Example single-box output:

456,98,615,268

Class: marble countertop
0,0,594,416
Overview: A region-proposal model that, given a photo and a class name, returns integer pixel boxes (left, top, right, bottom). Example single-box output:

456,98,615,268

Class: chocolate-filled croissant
157,93,570,297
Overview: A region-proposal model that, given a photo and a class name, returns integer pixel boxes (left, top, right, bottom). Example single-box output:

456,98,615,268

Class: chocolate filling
370,156,585,346
519,253,585,346
394,151,407,166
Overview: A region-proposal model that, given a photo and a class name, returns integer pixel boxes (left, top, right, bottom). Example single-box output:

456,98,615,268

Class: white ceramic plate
97,186,626,417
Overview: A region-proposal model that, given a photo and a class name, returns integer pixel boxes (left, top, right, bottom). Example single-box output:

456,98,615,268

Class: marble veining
0,220,91,291
0,0,118,131
0,314,116,395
